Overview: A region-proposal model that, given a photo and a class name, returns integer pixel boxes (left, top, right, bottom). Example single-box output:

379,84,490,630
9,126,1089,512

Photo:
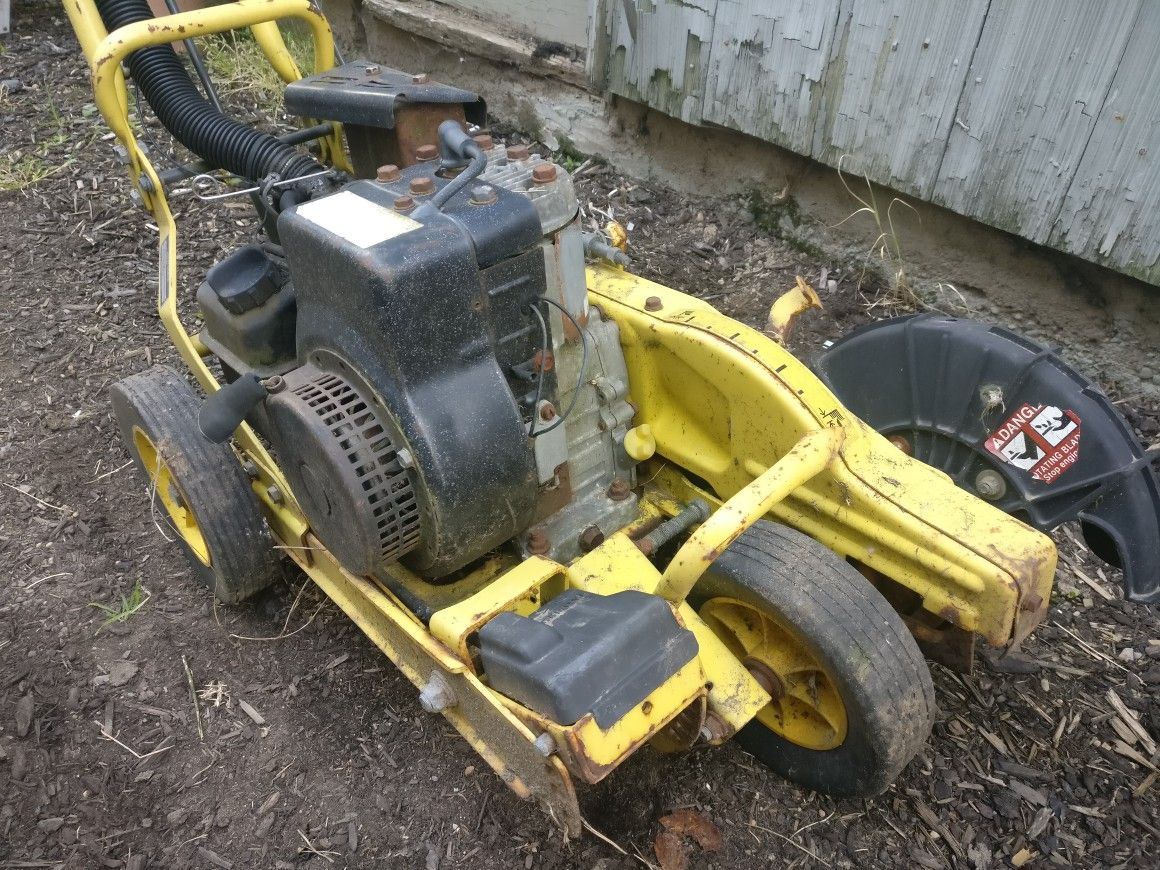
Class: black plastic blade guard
815,313,1160,603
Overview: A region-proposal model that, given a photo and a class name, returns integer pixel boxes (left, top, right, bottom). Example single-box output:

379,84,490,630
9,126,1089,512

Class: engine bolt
415,144,439,162
376,163,401,182
241,459,259,479
531,163,558,184
644,296,663,312
260,374,285,393
411,72,430,84
975,468,1007,501
364,64,380,75
393,195,416,212
607,478,631,501
473,133,494,150
409,176,435,196
526,528,550,555
506,144,530,161
578,524,605,552
470,185,497,205
533,350,554,372
266,485,284,504
888,434,912,455
539,403,557,421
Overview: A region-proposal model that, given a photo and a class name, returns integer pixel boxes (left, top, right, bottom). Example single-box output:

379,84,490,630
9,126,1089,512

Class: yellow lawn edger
65,0,1160,835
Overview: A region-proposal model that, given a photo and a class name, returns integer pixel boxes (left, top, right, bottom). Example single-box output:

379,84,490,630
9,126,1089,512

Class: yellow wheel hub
133,427,211,566
700,597,848,750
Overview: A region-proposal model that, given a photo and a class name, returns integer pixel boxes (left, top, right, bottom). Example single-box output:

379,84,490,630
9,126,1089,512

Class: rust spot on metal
888,434,912,455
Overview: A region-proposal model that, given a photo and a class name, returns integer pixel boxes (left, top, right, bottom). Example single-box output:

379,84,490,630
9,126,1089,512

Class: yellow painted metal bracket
657,427,843,603
587,264,1057,647
287,536,583,837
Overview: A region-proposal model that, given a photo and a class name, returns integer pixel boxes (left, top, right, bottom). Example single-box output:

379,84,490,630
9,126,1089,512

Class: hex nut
531,163,558,184
393,195,416,212
506,144,530,161
266,485,284,504
578,525,605,553
473,133,495,150
409,176,435,196
470,185,497,205
607,478,631,501
415,144,439,162
376,164,401,182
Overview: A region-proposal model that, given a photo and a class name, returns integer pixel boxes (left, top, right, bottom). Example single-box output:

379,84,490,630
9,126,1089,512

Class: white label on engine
295,189,421,248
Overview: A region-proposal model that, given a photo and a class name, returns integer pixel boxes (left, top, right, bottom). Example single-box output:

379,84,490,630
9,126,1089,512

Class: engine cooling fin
266,366,422,576
815,313,1160,604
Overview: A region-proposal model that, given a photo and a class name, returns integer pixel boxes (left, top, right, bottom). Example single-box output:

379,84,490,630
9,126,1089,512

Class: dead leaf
654,829,688,870
659,808,722,851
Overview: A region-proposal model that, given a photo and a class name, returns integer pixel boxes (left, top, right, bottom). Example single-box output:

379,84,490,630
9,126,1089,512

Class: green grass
89,581,150,635
0,153,54,192
201,28,314,116
833,156,923,310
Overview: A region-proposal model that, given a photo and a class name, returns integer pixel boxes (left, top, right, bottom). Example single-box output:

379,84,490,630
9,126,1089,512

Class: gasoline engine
190,63,642,585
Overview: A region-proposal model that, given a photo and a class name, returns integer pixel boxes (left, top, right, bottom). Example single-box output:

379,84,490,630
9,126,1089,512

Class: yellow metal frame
66,0,1058,837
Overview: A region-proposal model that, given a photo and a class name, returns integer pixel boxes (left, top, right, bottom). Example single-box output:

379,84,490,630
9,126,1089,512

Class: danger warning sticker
984,403,1082,484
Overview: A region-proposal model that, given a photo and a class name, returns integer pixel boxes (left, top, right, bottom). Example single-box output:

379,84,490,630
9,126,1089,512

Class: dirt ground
2,4,1160,869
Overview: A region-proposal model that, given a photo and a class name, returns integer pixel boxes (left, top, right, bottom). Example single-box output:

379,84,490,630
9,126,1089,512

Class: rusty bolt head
376,163,401,182
415,144,439,162
526,528,550,555
393,195,415,212
506,144,530,161
470,185,497,205
409,176,435,196
473,133,495,150
539,403,557,421
578,525,605,553
887,434,912,456
644,295,663,312
411,72,429,84
533,349,554,372
531,163,558,184
607,478,631,501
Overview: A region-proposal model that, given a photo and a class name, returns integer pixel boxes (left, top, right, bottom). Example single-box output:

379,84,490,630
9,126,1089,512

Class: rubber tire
111,365,280,603
690,520,936,798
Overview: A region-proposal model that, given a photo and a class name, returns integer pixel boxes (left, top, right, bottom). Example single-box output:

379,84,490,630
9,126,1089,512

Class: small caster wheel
692,521,936,797
111,365,281,603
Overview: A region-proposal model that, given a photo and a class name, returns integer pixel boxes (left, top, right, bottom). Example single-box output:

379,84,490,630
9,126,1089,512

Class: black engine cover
276,178,546,577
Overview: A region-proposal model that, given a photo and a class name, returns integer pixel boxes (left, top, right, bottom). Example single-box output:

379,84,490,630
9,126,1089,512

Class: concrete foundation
322,0,1159,400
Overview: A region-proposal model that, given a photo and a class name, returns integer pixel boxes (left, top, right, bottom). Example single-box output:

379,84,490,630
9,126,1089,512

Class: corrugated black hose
95,0,324,186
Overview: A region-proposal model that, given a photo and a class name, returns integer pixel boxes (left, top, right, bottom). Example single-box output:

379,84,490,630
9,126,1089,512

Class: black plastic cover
284,60,486,129
277,178,545,577
816,313,1160,603
478,589,699,728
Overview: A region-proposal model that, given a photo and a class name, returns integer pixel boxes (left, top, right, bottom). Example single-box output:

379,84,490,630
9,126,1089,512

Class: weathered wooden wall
588,0,1160,285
